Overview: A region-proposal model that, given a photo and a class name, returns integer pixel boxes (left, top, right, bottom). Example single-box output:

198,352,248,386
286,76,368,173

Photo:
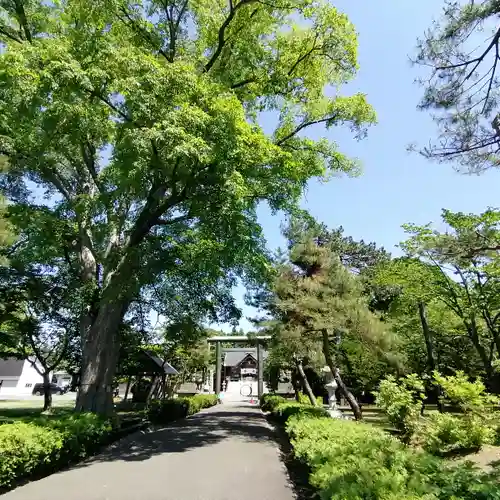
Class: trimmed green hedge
260,394,287,412
147,394,218,424
273,404,500,499
273,402,330,423
0,413,112,491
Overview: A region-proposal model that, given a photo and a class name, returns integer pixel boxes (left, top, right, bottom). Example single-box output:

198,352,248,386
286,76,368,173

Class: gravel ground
3,402,295,500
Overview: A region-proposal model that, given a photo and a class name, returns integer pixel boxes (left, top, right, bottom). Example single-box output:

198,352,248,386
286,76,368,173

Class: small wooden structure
120,350,178,401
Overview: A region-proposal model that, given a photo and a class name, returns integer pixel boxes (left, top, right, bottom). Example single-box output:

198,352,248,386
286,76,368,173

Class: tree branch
47,333,70,372
84,87,134,124
0,24,23,43
80,141,103,194
204,0,257,73
275,117,332,146
155,212,193,226
437,26,500,84
13,0,32,43
482,42,499,113
117,7,171,62
164,0,189,62
231,77,257,89
288,34,319,76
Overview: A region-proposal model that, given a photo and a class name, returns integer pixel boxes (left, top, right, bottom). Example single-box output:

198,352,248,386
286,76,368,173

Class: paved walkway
4,403,295,500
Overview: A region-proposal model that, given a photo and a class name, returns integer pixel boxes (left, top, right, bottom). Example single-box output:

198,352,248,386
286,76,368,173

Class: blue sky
223,0,500,332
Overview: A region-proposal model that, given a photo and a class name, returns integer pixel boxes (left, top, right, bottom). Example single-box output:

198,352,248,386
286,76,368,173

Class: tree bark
124,376,132,401
290,369,301,401
160,374,166,399
147,376,159,405
295,359,317,406
417,302,444,412
75,299,128,416
322,329,362,420
42,372,52,412
417,302,437,373
465,319,498,392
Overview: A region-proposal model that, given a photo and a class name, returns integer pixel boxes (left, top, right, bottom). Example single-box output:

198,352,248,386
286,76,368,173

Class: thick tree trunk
295,359,317,406
42,372,52,412
75,300,127,416
322,329,362,420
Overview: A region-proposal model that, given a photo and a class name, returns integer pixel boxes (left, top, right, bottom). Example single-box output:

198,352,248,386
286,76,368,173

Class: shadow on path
2,403,296,500
80,404,276,466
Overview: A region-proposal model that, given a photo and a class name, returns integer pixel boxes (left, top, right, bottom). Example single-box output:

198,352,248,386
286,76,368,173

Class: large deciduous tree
375,258,442,377
400,208,500,391
0,0,375,414
415,0,500,172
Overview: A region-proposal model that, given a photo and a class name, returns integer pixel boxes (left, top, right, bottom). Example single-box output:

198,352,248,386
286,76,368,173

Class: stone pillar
257,341,264,399
215,341,222,395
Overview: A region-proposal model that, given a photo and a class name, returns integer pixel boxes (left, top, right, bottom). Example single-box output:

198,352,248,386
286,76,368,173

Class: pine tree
272,238,387,420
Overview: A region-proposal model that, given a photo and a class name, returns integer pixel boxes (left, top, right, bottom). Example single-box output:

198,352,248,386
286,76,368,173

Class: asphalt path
3,402,295,500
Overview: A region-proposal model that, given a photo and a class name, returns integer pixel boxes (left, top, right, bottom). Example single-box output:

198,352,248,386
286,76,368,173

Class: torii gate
207,335,271,399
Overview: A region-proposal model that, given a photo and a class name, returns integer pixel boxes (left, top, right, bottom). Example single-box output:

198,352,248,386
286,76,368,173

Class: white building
0,357,45,396
0,358,72,397
52,371,72,388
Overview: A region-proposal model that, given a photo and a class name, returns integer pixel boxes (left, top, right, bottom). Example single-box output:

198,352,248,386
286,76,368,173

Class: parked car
32,383,67,396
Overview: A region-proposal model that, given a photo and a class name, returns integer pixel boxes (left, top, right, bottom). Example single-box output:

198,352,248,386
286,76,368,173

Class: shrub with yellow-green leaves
0,413,112,491
274,403,500,499
273,402,330,423
376,371,499,455
416,372,498,455
259,394,287,412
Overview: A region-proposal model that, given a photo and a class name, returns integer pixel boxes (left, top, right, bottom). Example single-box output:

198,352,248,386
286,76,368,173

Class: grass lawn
0,399,75,423
336,405,391,429
0,397,147,425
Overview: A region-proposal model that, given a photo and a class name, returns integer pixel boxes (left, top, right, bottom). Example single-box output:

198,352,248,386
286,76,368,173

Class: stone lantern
322,366,343,419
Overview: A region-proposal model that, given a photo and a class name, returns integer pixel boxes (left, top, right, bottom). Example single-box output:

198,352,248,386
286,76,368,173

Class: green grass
0,398,147,425
0,400,75,424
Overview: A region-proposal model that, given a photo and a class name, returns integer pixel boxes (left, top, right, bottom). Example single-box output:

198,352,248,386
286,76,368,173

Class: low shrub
434,371,499,414
278,405,500,499
429,372,498,455
185,394,218,415
147,398,189,423
147,394,217,424
297,392,311,405
0,413,112,491
287,415,437,499
419,413,495,456
273,402,329,423
374,374,425,442
260,394,287,412
376,371,498,454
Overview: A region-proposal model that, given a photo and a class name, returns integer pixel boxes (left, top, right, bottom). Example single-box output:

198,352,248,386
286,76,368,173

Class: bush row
260,394,330,421
0,413,112,491
147,394,218,424
270,401,500,500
